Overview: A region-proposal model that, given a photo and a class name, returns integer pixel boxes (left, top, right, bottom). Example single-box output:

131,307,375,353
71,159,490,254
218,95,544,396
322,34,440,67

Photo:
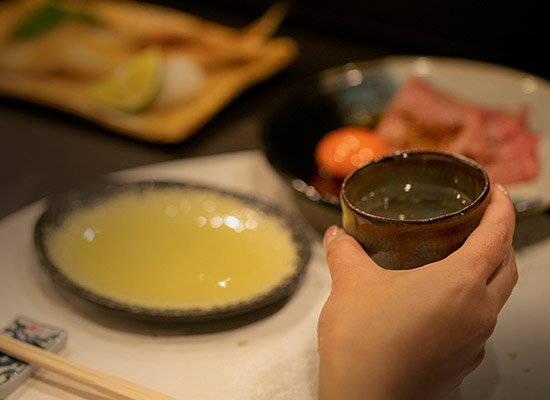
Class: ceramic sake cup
341,151,490,270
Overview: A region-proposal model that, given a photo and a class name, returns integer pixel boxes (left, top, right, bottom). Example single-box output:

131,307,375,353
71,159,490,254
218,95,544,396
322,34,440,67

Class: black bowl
262,59,398,232
262,55,550,229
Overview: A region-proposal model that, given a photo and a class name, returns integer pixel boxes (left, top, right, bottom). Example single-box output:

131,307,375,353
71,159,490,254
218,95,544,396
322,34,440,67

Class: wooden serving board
0,0,298,143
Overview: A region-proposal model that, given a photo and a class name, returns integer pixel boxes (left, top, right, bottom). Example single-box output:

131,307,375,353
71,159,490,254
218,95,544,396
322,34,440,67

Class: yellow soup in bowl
36,182,310,321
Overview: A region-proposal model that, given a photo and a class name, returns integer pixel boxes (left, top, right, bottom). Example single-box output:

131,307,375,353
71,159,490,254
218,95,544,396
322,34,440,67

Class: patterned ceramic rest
0,316,67,399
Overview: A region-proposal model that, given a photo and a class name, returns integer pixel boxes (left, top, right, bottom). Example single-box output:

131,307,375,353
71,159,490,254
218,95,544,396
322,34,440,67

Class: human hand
317,184,518,400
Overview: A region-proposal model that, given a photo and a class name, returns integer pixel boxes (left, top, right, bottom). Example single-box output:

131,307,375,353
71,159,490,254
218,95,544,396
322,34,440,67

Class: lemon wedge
91,46,164,113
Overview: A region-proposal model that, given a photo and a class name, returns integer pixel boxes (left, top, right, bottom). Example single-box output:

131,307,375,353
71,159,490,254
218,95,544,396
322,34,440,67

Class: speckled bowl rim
341,150,491,225
34,180,311,322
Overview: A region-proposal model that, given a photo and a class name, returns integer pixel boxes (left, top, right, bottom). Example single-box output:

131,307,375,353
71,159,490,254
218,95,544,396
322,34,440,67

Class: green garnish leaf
11,1,101,41
11,2,69,40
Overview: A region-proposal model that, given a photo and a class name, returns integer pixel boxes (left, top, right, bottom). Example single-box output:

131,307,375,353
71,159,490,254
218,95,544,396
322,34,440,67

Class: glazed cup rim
340,150,491,225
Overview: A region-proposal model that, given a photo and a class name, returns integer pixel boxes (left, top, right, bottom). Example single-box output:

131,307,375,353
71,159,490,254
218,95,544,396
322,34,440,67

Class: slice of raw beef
376,78,540,184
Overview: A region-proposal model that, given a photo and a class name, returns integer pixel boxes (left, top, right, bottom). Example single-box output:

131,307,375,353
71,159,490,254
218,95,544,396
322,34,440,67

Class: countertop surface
1,2,550,399
1,151,549,400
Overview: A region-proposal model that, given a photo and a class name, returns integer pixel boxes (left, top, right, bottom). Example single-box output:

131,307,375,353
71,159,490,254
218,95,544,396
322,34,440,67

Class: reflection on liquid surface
44,188,298,309
353,182,472,220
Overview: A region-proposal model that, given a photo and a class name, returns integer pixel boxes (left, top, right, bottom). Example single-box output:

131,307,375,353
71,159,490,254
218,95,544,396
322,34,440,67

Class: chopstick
0,335,178,400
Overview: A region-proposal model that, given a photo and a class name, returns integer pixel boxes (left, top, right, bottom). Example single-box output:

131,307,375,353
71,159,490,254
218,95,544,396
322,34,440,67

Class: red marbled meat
376,78,540,184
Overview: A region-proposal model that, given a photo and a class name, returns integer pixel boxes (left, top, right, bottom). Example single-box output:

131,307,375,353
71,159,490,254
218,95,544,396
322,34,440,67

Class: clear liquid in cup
353,182,472,220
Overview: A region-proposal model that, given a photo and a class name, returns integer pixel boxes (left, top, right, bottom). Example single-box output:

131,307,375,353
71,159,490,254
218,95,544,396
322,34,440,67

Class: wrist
318,345,398,400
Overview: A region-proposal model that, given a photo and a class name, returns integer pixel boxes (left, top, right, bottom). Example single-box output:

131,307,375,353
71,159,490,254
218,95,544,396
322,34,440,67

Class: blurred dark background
0,0,548,220
161,0,548,79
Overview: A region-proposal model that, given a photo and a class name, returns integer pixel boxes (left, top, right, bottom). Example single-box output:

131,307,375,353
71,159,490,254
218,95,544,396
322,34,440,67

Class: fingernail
495,183,510,199
323,225,342,248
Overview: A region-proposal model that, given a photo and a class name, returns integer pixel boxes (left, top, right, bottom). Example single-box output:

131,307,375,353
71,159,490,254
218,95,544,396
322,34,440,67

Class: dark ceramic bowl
262,60,398,232
341,151,490,270
261,56,549,232
34,180,310,322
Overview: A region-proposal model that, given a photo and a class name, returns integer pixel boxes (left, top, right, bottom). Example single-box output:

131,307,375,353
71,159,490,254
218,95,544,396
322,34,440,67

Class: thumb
323,226,380,284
